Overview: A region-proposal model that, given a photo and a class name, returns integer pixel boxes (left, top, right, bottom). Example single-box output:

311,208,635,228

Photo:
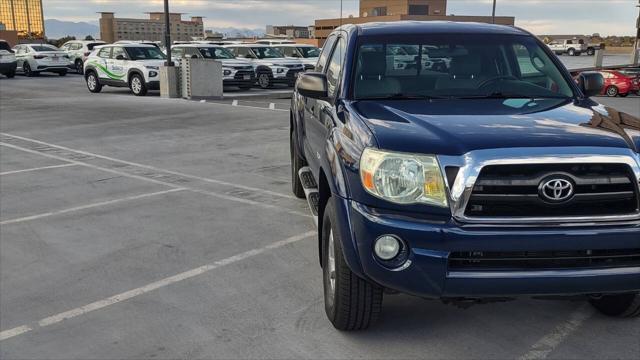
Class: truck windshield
199,47,235,60
298,47,320,58
125,47,166,60
251,47,284,59
353,34,575,100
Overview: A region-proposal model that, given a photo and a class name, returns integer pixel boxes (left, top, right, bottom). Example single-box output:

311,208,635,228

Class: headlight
145,65,160,70
360,148,447,207
223,69,232,76
276,68,285,73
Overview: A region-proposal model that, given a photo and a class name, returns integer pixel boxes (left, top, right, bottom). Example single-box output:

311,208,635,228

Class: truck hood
351,98,640,155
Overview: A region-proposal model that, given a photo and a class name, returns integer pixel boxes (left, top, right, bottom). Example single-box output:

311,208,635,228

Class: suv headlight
360,148,447,207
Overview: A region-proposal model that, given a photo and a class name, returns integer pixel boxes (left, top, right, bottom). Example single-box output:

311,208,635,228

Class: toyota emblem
539,177,575,203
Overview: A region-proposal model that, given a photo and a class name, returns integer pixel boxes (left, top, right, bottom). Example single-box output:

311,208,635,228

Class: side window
171,47,185,58
326,37,347,98
98,47,112,59
72,43,83,51
316,35,337,72
60,43,70,51
237,48,249,57
112,47,127,60
513,44,542,76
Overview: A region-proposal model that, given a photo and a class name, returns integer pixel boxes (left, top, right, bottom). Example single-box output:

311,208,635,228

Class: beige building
315,0,515,45
99,12,204,43
0,0,45,39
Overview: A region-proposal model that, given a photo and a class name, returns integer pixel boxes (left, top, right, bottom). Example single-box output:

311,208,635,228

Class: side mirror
191,54,198,59
296,72,328,99
578,72,604,98
244,54,254,59
115,54,126,60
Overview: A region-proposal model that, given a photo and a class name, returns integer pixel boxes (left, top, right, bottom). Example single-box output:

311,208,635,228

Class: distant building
314,0,515,46
0,0,45,39
99,12,204,43
266,25,311,39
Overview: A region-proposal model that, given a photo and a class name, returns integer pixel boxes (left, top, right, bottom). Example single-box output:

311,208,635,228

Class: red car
598,70,636,97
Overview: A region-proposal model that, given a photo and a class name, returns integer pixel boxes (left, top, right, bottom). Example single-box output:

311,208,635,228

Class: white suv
224,44,304,88
272,44,320,71
60,40,106,74
171,44,255,90
84,44,165,96
0,40,17,78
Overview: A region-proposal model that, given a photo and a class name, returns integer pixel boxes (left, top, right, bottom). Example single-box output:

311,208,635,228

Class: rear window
31,45,59,52
87,43,104,50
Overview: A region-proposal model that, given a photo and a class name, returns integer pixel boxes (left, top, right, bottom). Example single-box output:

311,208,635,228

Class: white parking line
269,103,276,110
1,132,294,199
0,188,185,226
517,304,594,360
0,231,315,342
0,142,310,219
0,163,78,176
232,100,238,106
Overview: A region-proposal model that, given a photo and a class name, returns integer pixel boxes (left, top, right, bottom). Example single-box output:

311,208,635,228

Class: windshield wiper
357,93,451,101
455,92,571,100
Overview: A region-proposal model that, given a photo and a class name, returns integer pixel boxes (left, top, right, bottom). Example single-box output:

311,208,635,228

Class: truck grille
449,249,640,270
465,163,639,218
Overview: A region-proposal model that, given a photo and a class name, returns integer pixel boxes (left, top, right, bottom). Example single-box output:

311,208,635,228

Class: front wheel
130,74,148,96
587,48,595,56
606,86,619,97
85,71,102,93
590,293,640,318
5,70,15,78
257,72,272,89
322,199,383,331
568,48,575,56
23,63,36,77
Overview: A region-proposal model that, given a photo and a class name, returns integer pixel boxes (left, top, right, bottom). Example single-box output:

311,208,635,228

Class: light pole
492,0,497,24
164,0,174,66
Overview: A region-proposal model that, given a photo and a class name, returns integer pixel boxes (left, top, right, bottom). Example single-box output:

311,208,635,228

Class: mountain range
44,19,264,40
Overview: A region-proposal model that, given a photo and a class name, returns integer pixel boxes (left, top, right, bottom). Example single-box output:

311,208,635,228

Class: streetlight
492,0,497,24
164,0,174,66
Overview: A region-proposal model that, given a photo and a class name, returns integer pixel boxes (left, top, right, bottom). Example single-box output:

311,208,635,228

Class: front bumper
342,197,640,298
146,81,160,90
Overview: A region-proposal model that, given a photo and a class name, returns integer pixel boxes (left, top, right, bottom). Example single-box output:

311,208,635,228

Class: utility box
181,58,223,100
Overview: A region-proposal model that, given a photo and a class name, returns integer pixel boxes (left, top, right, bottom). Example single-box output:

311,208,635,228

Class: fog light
149,71,158,77
223,69,232,76
277,68,285,73
374,235,401,260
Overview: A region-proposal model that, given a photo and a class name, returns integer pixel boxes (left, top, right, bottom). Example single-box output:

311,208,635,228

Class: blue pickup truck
290,21,640,330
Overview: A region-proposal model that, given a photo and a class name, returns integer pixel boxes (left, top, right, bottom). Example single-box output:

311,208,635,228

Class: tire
257,72,273,89
290,123,306,199
568,48,575,56
606,86,619,97
5,70,15,78
57,70,67,77
129,74,147,96
587,48,595,56
75,60,84,75
590,293,640,318
23,62,36,77
85,71,102,93
322,199,383,331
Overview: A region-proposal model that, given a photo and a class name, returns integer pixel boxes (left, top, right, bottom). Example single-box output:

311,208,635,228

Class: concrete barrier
180,58,223,100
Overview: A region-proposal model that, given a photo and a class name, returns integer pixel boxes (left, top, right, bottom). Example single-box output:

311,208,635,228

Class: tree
53,36,76,47
84,35,95,41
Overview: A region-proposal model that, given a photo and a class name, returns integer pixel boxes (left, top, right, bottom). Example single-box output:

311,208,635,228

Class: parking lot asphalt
1,74,639,359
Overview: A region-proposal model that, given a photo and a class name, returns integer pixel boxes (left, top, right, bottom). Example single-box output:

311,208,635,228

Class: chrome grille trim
437,147,640,225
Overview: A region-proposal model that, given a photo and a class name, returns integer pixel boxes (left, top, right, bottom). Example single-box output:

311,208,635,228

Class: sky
42,0,640,36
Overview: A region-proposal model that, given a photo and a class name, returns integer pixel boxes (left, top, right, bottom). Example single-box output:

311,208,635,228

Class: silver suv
60,40,106,74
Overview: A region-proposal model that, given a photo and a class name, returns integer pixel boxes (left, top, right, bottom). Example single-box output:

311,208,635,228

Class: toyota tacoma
290,22,640,330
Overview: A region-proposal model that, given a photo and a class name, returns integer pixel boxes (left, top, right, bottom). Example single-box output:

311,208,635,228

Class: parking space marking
0,141,310,219
0,188,185,226
0,163,78,176
518,304,594,360
0,231,315,342
1,132,294,199
269,103,276,110
232,100,238,106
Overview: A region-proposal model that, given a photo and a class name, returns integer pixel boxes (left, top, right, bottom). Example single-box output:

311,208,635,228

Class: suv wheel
606,86,619,97
322,199,383,330
130,74,148,96
568,48,575,56
5,70,15,78
23,63,36,77
290,124,306,199
57,70,67,77
590,293,640,318
75,60,84,74
587,48,595,56
86,71,102,93
257,72,273,89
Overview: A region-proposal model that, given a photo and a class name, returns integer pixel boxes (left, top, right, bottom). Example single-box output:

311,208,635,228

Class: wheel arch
127,69,145,84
